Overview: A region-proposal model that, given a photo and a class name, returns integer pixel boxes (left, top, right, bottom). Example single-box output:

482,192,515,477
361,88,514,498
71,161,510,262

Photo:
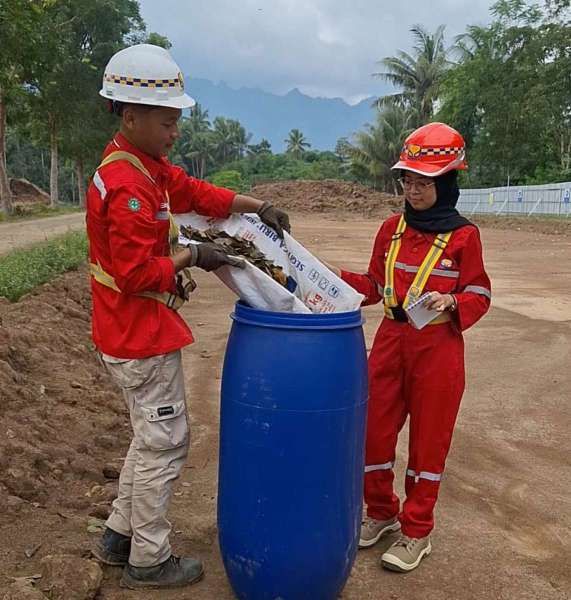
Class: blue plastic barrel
218,302,368,600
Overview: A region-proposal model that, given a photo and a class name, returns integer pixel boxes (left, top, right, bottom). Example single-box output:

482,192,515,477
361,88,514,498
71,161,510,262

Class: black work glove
257,201,291,239
190,243,245,272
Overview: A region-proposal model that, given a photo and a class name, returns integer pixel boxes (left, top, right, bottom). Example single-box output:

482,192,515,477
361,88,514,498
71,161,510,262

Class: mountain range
185,78,382,152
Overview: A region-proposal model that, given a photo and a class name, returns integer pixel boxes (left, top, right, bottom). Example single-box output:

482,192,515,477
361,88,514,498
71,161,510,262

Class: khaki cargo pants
101,350,189,567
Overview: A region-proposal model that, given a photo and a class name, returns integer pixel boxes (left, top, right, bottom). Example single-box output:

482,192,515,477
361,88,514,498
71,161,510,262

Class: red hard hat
392,122,467,177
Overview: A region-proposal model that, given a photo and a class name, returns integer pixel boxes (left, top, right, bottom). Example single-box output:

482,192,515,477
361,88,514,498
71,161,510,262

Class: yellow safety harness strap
89,261,186,310
383,215,406,309
91,151,195,310
402,231,453,309
382,215,454,325
98,151,154,181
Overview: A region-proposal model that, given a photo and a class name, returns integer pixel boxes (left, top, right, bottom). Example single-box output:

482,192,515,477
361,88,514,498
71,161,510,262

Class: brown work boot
359,515,401,548
381,534,432,572
120,555,204,589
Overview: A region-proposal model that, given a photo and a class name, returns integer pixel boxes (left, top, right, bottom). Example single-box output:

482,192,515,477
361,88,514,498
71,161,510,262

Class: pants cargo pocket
139,399,189,451
102,356,160,391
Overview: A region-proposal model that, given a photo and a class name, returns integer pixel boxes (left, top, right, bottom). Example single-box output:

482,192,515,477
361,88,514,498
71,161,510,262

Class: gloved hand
190,243,245,272
257,201,291,239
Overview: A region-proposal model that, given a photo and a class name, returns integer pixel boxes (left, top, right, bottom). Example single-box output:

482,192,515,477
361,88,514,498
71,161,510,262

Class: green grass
0,231,88,302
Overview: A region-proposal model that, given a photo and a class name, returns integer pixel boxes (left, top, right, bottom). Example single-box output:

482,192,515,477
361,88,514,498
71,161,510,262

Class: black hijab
403,170,473,233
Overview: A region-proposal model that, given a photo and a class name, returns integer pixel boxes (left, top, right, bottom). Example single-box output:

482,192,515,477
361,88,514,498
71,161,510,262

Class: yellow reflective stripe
402,231,453,309
384,215,406,308
98,151,154,182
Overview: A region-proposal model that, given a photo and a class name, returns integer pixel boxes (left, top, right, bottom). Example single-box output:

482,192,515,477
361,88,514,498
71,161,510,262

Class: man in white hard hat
88,44,290,590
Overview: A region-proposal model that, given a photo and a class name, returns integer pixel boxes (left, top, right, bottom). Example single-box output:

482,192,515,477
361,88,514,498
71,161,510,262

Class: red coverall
341,214,491,538
86,133,236,359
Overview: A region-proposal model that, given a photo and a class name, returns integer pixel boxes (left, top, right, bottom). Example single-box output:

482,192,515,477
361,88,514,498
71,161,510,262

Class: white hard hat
100,44,195,109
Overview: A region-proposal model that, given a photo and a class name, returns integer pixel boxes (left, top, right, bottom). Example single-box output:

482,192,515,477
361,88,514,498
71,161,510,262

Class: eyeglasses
398,177,435,191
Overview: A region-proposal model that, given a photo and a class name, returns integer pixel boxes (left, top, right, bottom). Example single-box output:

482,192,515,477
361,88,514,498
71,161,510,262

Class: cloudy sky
138,0,495,104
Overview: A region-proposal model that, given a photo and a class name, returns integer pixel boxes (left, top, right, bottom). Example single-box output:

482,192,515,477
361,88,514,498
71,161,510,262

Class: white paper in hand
404,292,444,329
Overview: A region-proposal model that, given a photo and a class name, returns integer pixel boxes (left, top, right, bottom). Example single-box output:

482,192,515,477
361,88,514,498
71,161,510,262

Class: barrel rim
230,302,364,330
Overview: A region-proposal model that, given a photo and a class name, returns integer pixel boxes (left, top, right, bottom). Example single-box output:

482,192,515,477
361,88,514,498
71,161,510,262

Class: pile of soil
9,178,50,206
250,179,402,217
0,267,128,516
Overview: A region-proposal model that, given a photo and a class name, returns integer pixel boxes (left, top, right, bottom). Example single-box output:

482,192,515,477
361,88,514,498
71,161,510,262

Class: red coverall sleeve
454,227,492,331
107,185,175,295
167,165,235,217
340,223,386,306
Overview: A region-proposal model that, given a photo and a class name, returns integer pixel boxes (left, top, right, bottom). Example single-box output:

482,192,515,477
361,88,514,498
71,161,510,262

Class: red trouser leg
399,323,465,539
364,321,407,521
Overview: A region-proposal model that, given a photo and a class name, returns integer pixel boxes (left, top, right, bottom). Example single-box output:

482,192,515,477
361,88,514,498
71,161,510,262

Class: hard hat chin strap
108,100,124,116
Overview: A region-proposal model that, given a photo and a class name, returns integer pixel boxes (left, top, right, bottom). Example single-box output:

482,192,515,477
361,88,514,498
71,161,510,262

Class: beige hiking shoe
359,515,401,548
381,534,432,572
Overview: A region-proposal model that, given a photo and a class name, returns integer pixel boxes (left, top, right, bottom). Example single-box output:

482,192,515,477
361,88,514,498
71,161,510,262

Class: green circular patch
128,198,141,212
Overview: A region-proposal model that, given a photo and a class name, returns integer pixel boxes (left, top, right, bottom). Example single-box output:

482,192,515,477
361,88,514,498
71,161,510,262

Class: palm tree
285,129,311,159
248,139,272,156
185,132,215,179
351,105,415,194
227,119,252,159
375,24,449,125
212,117,234,164
188,103,211,134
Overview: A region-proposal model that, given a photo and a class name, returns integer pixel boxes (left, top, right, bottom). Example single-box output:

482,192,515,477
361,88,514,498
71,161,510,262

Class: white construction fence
458,181,571,217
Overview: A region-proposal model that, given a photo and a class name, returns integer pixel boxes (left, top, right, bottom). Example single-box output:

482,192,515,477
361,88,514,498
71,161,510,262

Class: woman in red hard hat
331,122,491,572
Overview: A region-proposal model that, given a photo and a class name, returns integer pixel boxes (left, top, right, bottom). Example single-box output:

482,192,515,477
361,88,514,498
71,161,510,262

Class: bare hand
423,292,455,312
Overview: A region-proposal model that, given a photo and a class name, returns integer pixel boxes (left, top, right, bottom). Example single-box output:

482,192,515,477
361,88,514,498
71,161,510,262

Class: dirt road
1,213,569,599
0,212,85,256
105,215,570,599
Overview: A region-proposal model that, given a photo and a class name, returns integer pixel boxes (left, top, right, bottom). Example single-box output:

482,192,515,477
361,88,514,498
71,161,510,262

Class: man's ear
122,105,136,131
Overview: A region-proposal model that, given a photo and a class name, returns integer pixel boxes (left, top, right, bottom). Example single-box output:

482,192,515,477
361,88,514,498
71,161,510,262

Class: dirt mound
9,178,50,205
250,179,402,217
0,267,128,516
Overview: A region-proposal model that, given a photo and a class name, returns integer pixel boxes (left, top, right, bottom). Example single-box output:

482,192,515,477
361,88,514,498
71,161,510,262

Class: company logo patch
441,259,453,269
157,406,175,417
406,144,422,158
128,198,141,212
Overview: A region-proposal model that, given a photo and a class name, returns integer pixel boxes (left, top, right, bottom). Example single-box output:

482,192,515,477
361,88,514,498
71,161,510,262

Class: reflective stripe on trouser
101,350,190,567
364,318,465,538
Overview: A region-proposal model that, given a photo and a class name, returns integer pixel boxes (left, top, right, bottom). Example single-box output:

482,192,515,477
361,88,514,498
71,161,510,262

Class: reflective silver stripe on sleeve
365,461,394,473
93,171,107,200
155,210,169,221
463,285,492,299
395,262,459,279
406,469,442,482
